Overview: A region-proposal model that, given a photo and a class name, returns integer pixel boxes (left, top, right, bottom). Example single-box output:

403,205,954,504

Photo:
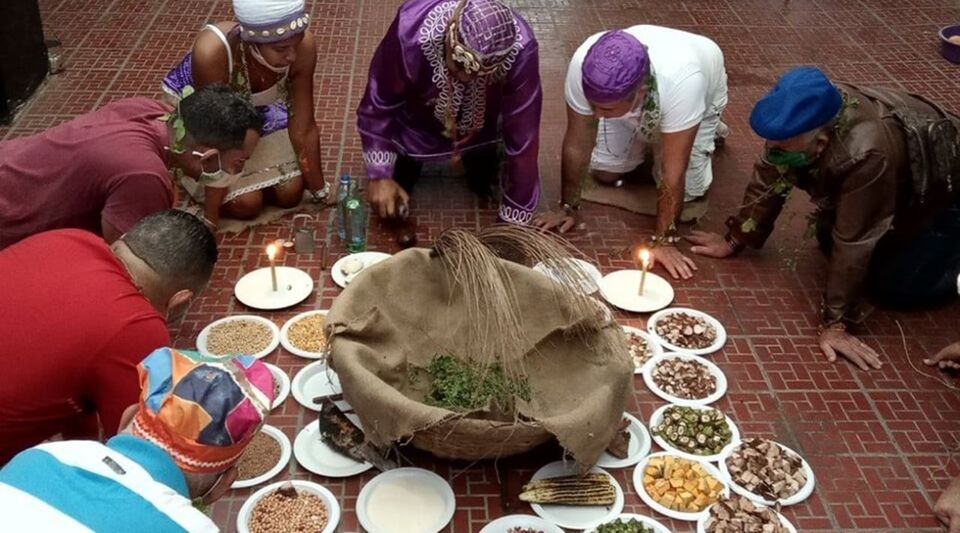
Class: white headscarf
234,0,304,26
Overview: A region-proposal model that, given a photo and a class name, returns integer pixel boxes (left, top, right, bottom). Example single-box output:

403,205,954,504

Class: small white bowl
236,479,340,533
583,513,672,533
263,363,290,410
633,452,729,522
643,353,728,407
357,467,456,533
648,404,740,463
596,412,652,470
718,439,817,507
648,307,727,355
331,251,391,289
533,257,603,294
280,310,329,359
231,425,291,489
197,315,280,359
696,502,797,533
291,360,342,412
622,325,663,374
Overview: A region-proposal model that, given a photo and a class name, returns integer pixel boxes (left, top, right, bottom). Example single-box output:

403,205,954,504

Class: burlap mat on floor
581,177,710,222
325,247,633,467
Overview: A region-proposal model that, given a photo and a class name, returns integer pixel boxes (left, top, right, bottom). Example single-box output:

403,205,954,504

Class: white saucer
533,257,603,294
633,452,729,522
648,307,727,355
596,412,652,470
280,310,329,359
696,504,797,533
642,353,728,407
236,479,340,533
648,404,741,463
231,425,291,489
263,363,290,410
528,461,625,530
291,361,343,412
599,270,674,313
235,266,314,310
357,468,456,533
584,513,671,533
717,440,816,507
294,419,372,478
331,252,391,289
480,515,565,533
196,315,280,359
622,325,664,374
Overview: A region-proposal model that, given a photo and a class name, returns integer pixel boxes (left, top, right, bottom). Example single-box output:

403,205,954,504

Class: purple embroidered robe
356,0,542,225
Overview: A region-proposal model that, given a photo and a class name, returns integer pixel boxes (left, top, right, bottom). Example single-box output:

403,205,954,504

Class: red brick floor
11,0,960,531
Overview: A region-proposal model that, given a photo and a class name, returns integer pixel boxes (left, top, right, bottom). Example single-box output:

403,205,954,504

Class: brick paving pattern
9,0,960,531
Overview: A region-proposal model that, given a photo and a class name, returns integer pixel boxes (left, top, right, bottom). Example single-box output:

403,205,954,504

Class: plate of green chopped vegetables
583,513,671,533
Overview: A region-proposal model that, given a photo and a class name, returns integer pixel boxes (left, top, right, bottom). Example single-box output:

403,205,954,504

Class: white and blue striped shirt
0,435,218,532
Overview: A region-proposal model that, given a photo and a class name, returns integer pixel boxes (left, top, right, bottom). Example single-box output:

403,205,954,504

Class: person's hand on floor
934,475,960,532
367,178,409,219
533,208,578,234
818,326,883,371
687,230,737,259
651,245,698,280
924,342,960,371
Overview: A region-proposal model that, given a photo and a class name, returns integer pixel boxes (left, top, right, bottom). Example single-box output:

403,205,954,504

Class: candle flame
639,248,651,265
266,243,278,260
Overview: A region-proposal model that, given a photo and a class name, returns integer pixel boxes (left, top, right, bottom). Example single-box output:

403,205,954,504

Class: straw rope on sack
325,226,633,467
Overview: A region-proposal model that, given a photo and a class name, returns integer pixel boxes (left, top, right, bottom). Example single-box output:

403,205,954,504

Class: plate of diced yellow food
633,452,728,522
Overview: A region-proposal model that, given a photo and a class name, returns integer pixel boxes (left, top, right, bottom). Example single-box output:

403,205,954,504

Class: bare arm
654,124,699,236
286,32,326,195
560,105,596,206
202,186,228,228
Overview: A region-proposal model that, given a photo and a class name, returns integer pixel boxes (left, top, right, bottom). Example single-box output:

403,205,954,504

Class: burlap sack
326,247,633,467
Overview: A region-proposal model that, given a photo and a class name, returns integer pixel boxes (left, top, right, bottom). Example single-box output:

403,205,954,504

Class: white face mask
249,43,290,76
192,149,233,185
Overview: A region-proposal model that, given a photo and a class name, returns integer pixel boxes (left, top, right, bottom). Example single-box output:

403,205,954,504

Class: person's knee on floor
222,190,264,220
591,169,627,186
269,175,305,209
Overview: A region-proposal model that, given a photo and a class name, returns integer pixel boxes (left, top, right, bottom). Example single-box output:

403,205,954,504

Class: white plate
633,452,729,522
622,325,664,374
599,270,674,313
280,310,329,359
331,251,391,289
597,413,652,470
236,479,340,533
231,425,291,489
235,266,315,310
642,353,728,407
294,420,372,478
480,514,565,533
528,461,625,530
196,315,280,359
356,467,456,533
533,257,603,294
648,404,741,463
696,504,797,533
291,361,343,412
718,440,816,507
583,513,672,533
263,363,290,410
648,307,727,355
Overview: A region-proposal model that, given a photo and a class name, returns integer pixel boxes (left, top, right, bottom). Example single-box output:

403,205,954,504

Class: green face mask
765,147,812,168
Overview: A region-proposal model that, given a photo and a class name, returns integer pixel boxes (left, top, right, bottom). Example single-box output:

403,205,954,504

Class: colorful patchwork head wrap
234,0,309,43
131,348,275,473
446,0,518,76
581,30,649,104
749,66,843,141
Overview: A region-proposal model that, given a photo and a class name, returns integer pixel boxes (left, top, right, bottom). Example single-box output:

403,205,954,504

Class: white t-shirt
565,25,727,133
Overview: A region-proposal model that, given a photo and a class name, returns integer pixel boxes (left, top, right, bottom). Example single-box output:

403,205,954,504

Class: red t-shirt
0,230,171,464
0,98,175,249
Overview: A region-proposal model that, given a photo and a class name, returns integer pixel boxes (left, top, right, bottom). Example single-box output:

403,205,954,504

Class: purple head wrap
581,30,649,103
447,0,518,76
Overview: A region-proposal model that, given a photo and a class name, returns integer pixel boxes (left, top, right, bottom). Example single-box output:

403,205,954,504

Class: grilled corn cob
519,474,616,505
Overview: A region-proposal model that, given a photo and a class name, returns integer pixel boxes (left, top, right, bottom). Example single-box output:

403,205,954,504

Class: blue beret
749,67,843,141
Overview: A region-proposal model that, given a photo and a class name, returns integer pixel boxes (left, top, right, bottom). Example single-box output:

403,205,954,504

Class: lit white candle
266,243,279,292
638,248,651,296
